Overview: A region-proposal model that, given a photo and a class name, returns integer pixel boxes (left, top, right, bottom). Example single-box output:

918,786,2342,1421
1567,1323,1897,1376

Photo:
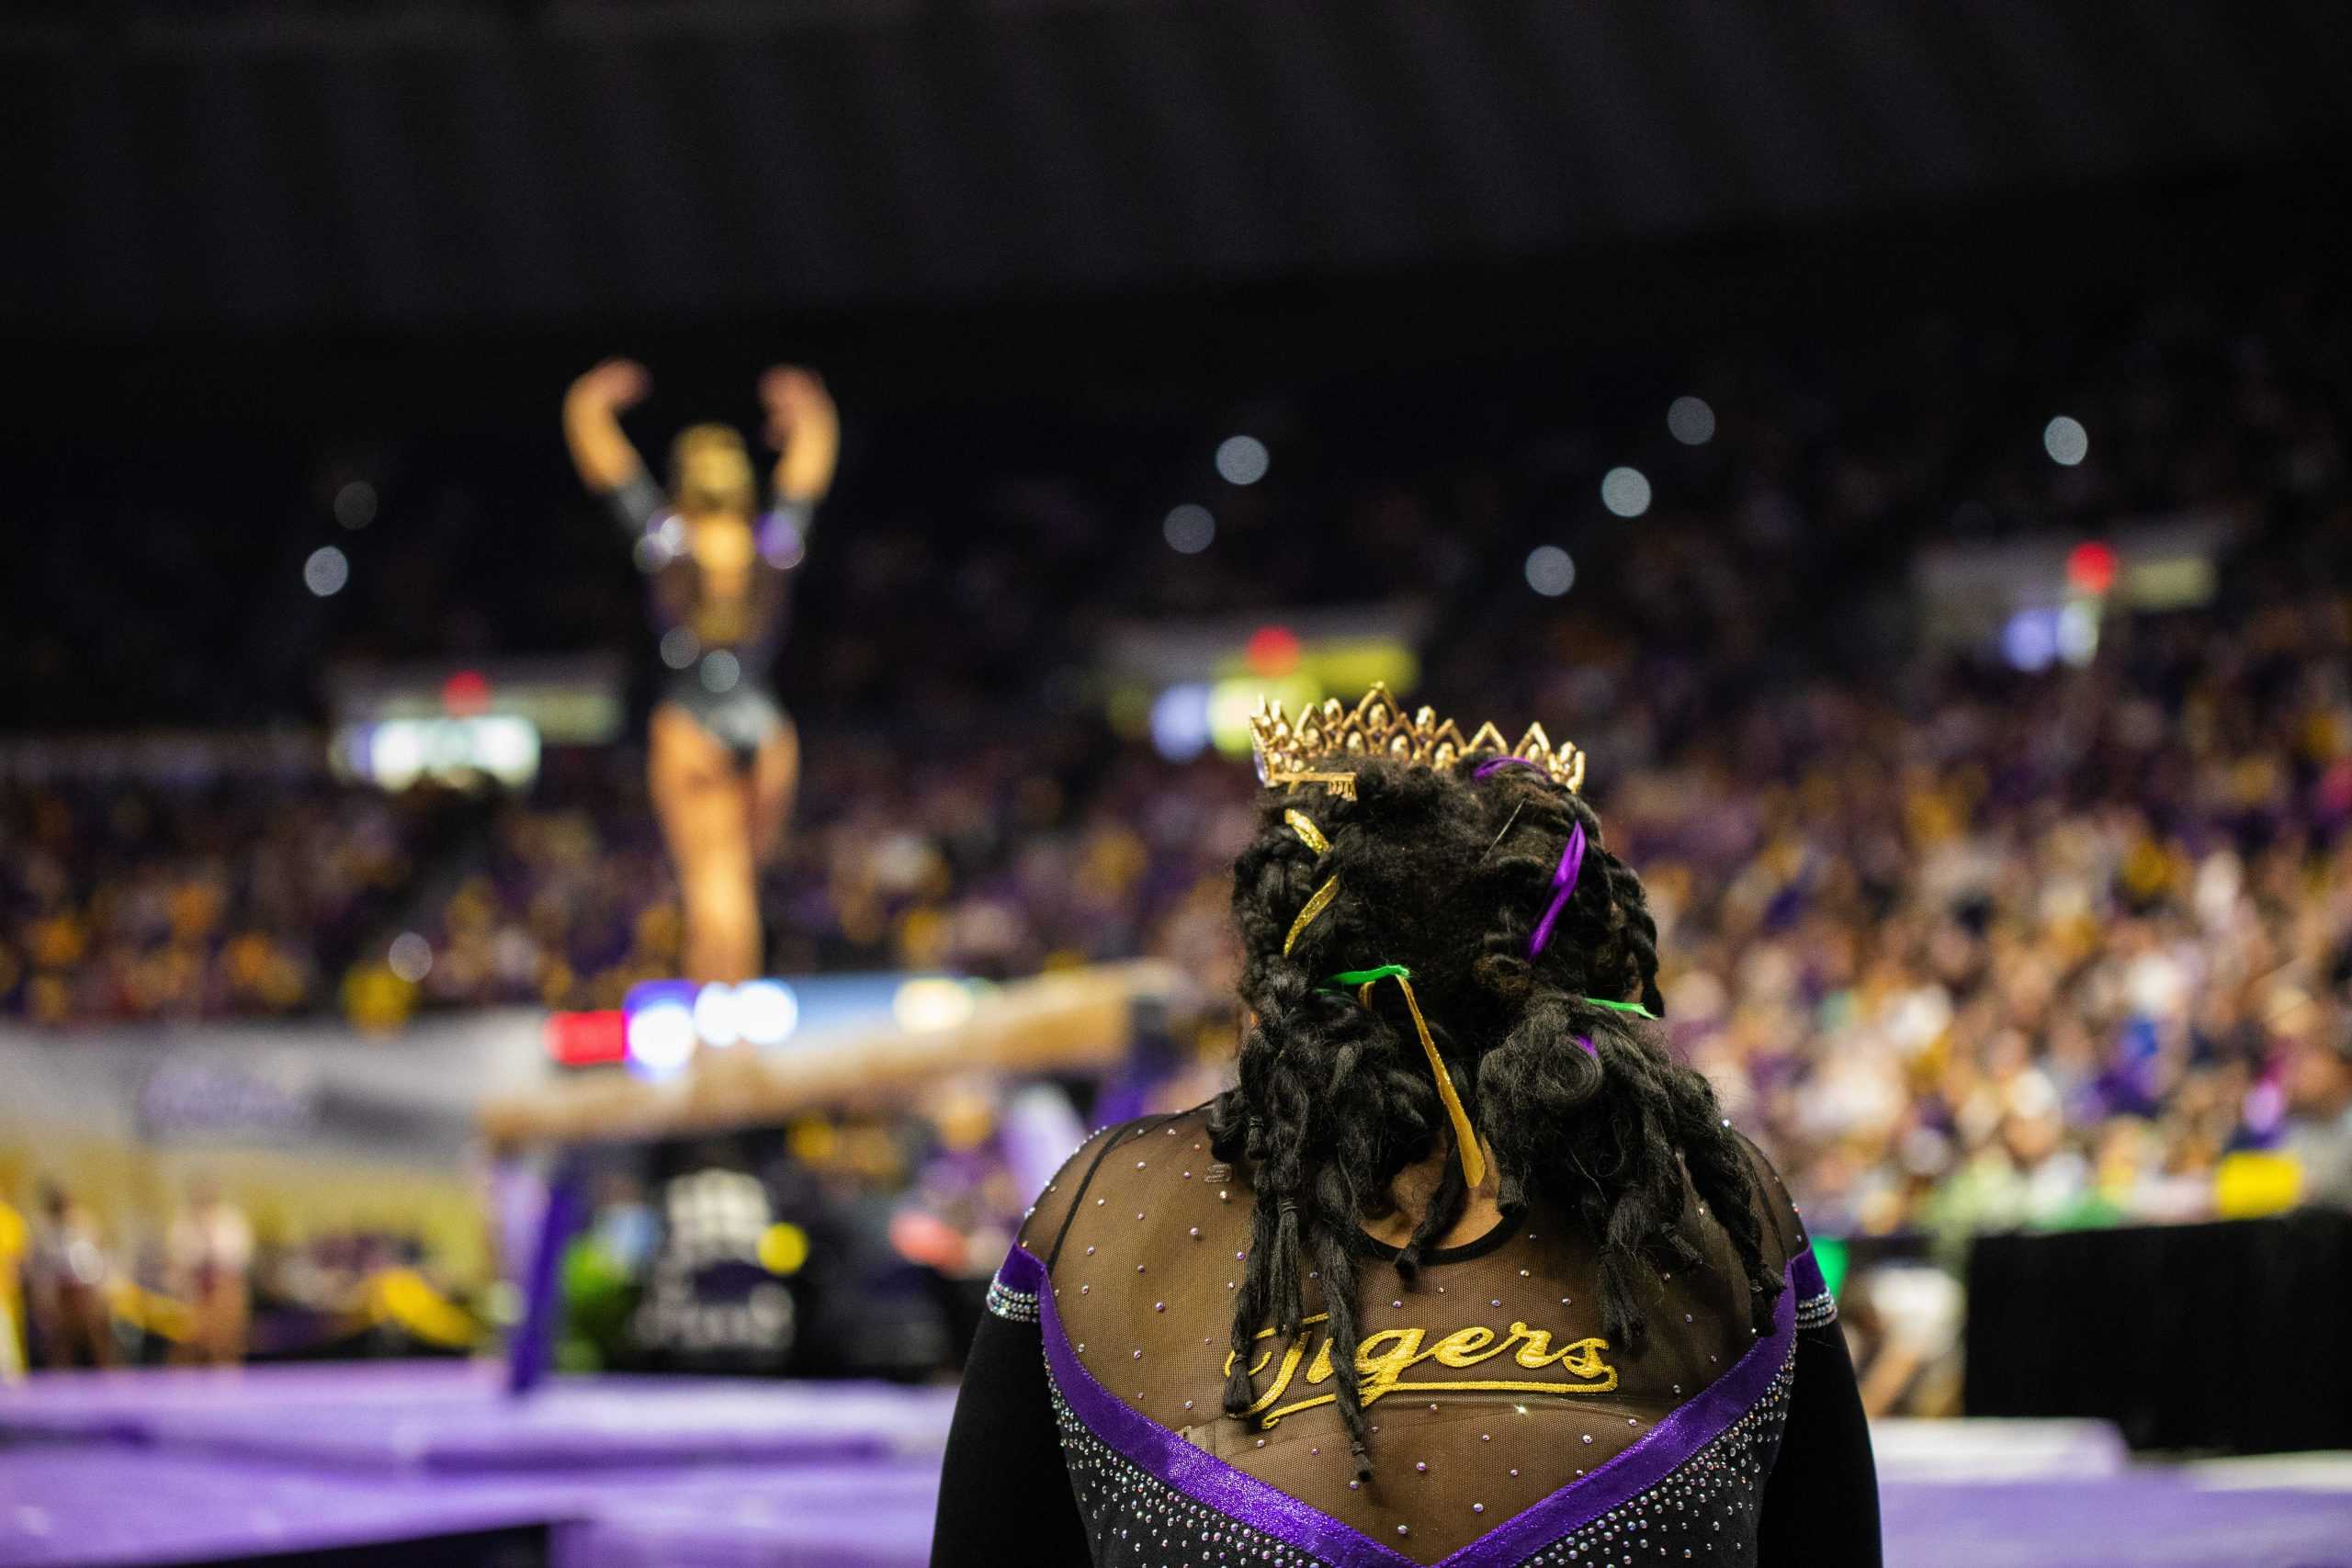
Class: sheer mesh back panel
1023,1107,1799,1565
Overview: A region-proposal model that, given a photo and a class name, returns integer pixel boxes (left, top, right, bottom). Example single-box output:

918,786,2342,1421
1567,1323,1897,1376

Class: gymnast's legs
649,702,763,985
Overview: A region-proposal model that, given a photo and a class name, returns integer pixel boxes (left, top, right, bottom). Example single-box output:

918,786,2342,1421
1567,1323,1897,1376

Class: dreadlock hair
1206,753,1780,1479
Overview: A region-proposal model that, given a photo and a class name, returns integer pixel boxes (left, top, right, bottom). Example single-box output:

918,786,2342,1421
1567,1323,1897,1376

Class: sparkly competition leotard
933,1103,1879,1568
610,473,810,767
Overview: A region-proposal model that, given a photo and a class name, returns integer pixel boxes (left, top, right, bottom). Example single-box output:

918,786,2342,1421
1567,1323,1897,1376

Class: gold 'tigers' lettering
1219,1311,1616,1427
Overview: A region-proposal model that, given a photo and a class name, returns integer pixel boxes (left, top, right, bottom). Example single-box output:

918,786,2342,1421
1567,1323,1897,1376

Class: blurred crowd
6,273,2352,1284
0,730,1251,1027
0,1177,469,1373
1637,591,2352,1232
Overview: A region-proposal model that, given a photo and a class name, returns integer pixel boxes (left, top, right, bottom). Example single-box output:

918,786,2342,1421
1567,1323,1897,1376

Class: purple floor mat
1878,1476,2352,1568
5,1368,2348,1568
11,1447,2349,1568
0,1363,956,1471
0,1362,495,1443
0,1446,562,1566
0,1444,949,1568
551,1465,946,1568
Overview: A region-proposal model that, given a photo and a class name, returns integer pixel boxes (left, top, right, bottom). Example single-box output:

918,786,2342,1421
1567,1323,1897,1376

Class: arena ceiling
4,0,2348,331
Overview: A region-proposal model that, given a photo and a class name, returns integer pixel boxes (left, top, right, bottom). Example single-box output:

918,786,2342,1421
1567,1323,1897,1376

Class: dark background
5,0,2349,732
6,0,2351,332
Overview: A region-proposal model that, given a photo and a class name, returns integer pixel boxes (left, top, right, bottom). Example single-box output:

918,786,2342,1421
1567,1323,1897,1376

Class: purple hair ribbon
1528,821,1587,957
1474,756,1542,780
1573,1033,1597,1058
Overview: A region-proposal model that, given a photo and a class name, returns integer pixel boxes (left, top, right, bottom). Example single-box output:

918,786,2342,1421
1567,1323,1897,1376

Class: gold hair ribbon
1284,810,1330,857
1280,810,1337,956
1326,965,1486,1190
1283,878,1340,956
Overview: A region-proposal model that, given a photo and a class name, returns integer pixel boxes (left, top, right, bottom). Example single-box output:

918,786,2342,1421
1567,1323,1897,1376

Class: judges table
1964,1207,2352,1453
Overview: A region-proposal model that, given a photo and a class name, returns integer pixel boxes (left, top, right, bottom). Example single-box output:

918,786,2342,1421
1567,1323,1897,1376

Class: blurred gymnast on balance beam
564,360,839,984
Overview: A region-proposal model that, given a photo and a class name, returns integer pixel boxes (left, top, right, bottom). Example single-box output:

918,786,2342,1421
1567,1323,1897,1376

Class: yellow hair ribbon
1284,809,1330,856
1283,876,1340,956
1332,965,1486,1190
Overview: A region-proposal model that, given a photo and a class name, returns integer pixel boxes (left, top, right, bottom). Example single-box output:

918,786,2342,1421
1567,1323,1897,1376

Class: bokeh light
2002,609,2058,671
1600,467,1652,518
624,999,696,1078
735,980,800,1046
1667,396,1716,446
1149,683,1212,761
693,982,741,1047
1245,624,1302,676
758,1222,809,1276
1525,546,1577,597
333,479,377,530
1215,435,1270,486
303,546,349,597
2065,540,2117,596
660,627,700,669
699,650,741,693
2056,601,2101,666
1163,504,1216,554
2044,415,2089,467
893,977,978,1033
441,670,490,716
387,932,433,983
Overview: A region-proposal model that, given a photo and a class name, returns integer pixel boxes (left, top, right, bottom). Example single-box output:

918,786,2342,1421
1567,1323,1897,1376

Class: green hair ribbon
1578,998,1657,1019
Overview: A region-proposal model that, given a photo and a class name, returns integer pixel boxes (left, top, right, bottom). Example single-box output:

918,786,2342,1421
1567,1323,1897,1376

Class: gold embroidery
1238,1343,1309,1416
1220,1311,1617,1428
1258,1374,1618,1428
1223,1314,1330,1378
1356,1326,1429,1393
1497,1321,1611,1374
1426,1325,1498,1366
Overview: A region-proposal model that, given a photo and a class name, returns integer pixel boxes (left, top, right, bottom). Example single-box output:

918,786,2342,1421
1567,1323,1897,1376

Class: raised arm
562,358,652,494
759,367,840,505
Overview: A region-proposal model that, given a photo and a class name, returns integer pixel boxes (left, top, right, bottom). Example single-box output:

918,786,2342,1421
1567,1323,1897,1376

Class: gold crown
1249,682,1586,799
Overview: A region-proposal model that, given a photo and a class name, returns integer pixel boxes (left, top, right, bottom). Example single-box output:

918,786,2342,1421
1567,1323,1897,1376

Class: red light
2065,542,2116,597
888,1208,968,1271
545,1010,628,1066
443,670,492,716
1246,626,1302,676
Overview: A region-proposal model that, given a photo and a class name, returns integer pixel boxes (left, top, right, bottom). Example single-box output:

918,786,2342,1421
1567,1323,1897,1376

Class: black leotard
933,1106,1881,1567
609,471,810,766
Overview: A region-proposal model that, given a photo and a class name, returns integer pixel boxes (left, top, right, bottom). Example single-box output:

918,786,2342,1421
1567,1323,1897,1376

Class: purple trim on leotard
1022,1242,1415,1568
1791,1245,1826,1303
